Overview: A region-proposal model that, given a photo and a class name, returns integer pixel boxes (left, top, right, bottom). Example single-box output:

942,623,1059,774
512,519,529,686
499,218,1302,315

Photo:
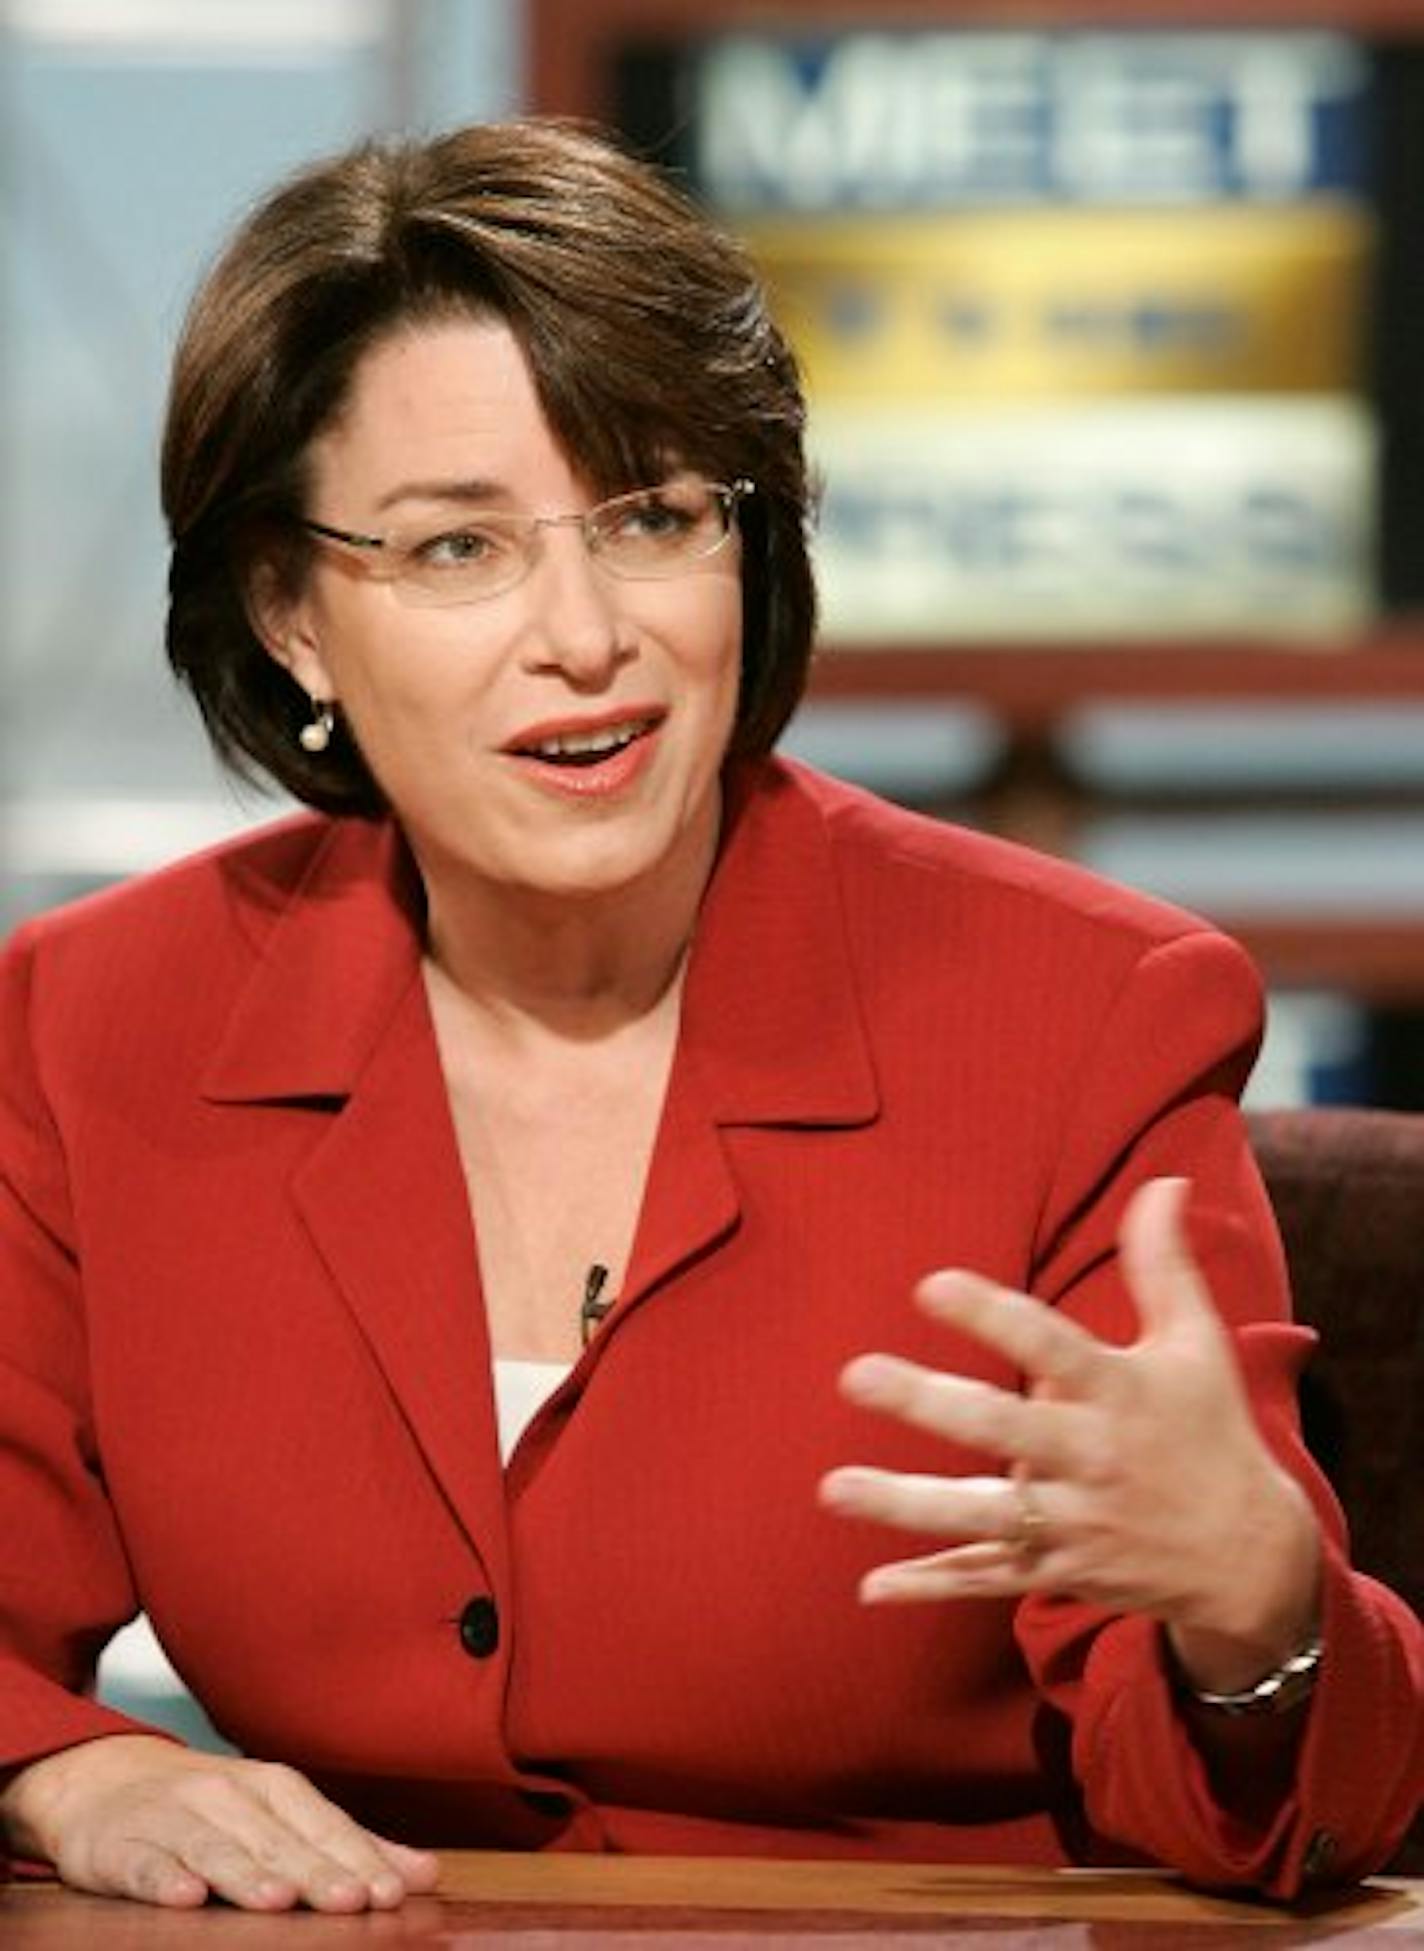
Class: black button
457,1595,499,1659
1302,1829,1338,1882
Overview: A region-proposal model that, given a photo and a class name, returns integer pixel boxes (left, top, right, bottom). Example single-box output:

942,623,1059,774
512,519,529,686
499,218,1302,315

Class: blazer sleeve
1013,926,1424,1897
0,926,167,1856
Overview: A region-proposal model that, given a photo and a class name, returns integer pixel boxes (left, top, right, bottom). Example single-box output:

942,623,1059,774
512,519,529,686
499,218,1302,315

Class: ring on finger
1004,1477,1049,1560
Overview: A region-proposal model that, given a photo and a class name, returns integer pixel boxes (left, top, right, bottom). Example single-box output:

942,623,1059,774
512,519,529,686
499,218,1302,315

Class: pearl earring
299,699,335,754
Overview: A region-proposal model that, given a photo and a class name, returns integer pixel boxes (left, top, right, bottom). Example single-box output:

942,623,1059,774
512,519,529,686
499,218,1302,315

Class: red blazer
1,758,1420,1894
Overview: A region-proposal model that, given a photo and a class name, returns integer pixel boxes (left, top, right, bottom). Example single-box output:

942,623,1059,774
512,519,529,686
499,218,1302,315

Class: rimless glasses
299,476,754,608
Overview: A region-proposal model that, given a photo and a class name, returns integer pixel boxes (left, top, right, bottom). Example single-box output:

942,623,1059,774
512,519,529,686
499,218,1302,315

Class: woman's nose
518,528,635,685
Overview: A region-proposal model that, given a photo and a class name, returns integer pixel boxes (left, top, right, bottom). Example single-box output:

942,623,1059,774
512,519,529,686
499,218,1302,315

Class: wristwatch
1186,1635,1324,1717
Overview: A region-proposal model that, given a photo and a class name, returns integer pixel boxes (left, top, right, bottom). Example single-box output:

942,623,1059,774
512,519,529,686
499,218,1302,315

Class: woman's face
261,317,744,911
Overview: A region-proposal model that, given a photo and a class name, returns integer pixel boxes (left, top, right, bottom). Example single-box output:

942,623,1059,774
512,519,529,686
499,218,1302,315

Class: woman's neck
415,795,720,1041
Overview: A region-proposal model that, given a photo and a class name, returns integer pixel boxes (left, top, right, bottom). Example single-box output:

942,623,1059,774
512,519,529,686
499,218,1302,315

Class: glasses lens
591,481,732,580
394,514,532,604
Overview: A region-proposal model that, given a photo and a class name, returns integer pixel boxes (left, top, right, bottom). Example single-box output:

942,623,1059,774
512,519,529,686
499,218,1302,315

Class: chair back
1248,1107,1424,1622
1247,1106,1424,1872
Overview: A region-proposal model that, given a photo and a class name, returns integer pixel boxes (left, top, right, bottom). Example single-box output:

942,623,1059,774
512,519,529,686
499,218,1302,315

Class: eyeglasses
298,475,754,607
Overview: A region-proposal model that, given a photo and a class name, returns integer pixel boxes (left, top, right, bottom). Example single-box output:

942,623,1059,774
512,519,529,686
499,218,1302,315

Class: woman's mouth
516,715,658,768
503,711,665,796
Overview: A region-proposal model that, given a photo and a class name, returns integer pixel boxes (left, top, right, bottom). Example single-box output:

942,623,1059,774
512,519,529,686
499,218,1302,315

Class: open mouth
509,714,661,768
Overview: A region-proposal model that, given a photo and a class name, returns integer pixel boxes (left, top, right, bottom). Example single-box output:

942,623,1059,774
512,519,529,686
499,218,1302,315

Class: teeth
528,718,651,759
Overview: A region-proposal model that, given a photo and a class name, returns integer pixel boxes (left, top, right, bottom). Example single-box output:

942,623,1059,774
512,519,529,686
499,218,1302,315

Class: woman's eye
412,526,506,568
615,498,692,540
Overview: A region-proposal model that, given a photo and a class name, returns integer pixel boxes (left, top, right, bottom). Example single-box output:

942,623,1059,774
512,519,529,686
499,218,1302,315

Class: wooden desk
3,1854,1422,1945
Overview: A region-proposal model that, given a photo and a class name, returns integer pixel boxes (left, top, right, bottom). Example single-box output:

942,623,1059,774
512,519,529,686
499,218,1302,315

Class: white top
493,1357,572,1463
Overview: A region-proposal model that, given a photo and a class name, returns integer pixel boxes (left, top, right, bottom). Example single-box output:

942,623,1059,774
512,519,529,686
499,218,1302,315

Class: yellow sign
741,204,1371,399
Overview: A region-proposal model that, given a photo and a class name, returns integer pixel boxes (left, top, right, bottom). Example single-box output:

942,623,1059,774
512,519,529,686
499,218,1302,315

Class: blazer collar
201,760,879,1130
201,817,426,1104
680,758,879,1129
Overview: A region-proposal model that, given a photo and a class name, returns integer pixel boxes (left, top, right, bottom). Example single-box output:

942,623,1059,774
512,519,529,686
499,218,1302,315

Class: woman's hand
0,1734,440,1910
819,1177,1322,1693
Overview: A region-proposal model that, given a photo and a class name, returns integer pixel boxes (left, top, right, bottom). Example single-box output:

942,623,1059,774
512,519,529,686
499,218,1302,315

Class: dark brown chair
1247,1107,1424,1871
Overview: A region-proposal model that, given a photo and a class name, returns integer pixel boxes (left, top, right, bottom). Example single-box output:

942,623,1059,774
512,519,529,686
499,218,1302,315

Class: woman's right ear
245,557,332,701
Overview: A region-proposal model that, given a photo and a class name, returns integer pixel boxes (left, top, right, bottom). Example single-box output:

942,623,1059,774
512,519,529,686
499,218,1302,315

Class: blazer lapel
682,760,881,1128
622,761,880,1312
291,978,508,1590
201,820,507,1586
620,1048,741,1308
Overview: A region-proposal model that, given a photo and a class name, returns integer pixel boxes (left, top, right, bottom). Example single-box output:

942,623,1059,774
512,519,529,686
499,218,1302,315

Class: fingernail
840,1355,894,1402
917,1270,974,1309
318,1876,365,1909
154,1869,207,1906
821,1468,871,1510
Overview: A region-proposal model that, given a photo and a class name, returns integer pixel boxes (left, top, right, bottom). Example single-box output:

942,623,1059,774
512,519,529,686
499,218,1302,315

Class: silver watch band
1187,1634,1324,1716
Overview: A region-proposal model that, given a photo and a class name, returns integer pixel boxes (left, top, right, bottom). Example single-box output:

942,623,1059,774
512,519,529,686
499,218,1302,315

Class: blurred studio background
5,0,1424,1720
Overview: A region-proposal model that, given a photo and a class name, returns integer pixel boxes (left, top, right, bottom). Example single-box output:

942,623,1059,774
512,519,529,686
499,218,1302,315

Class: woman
0,119,1419,1914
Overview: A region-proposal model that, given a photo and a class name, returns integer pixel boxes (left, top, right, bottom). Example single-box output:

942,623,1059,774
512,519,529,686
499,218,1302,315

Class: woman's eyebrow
373,476,509,513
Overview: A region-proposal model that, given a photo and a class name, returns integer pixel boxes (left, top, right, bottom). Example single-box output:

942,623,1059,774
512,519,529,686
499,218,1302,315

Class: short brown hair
163,118,816,816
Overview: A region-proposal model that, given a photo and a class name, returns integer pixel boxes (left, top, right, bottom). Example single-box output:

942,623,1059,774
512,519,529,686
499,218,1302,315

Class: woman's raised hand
0,1734,440,1910
819,1177,1322,1693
